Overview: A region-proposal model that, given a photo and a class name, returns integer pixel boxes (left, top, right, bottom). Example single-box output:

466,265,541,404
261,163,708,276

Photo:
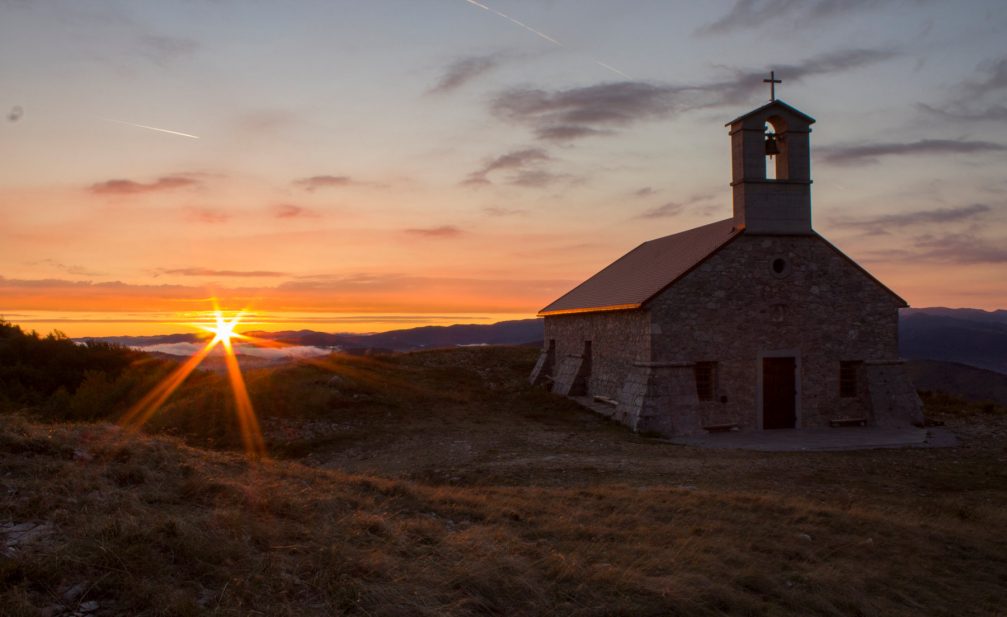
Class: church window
694,361,718,401
839,361,861,398
770,257,790,278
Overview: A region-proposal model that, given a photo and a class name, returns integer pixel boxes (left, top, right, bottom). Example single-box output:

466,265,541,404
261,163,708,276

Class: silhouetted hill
899,308,1007,374
247,319,544,350
905,359,1007,406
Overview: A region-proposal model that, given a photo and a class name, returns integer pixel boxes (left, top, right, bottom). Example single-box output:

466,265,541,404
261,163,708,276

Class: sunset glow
1,2,1004,338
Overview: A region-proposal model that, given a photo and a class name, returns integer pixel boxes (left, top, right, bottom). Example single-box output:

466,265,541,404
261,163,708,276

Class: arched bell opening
764,115,789,181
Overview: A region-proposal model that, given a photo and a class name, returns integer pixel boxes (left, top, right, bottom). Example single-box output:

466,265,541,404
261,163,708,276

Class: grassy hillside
3,409,1006,617
1,346,1006,615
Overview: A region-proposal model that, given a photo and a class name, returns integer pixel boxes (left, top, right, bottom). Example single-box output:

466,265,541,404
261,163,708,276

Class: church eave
538,303,642,317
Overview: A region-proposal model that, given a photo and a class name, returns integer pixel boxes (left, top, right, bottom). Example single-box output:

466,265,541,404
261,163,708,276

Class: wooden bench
829,417,867,427
703,423,739,433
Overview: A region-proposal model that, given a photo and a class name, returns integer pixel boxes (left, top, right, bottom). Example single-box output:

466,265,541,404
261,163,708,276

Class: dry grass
2,346,1006,616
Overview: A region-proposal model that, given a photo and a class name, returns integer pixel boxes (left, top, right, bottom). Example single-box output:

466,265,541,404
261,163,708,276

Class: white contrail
595,61,632,79
461,0,631,79
463,0,562,46
102,118,200,139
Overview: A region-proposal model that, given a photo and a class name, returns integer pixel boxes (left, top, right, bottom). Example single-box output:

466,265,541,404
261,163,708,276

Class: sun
207,311,241,346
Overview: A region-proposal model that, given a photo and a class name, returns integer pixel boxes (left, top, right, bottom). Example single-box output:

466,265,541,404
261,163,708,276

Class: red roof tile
539,218,742,315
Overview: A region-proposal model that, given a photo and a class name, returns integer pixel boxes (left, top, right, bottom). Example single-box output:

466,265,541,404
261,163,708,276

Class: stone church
530,95,924,436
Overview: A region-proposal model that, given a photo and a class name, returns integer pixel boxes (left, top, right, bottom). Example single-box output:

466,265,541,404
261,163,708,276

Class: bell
764,133,780,156
765,133,781,156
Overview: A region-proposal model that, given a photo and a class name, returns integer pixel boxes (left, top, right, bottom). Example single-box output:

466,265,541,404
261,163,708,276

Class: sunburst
119,302,266,458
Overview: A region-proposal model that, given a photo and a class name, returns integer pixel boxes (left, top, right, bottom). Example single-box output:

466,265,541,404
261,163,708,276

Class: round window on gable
771,257,790,277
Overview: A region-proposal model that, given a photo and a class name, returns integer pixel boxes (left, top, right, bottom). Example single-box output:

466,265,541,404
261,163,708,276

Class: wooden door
763,357,796,429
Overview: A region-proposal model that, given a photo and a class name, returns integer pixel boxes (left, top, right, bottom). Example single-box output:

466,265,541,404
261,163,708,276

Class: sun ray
222,338,266,458
119,303,267,459
119,338,217,430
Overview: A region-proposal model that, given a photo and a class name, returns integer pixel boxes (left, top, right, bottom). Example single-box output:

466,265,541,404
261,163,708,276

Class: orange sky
2,2,1005,337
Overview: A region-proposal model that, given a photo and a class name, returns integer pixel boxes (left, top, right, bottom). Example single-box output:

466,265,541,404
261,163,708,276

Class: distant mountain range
899,307,1007,374
82,307,1006,381
84,319,546,354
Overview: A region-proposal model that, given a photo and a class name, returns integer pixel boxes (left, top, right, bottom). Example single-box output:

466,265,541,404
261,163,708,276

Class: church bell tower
726,83,815,234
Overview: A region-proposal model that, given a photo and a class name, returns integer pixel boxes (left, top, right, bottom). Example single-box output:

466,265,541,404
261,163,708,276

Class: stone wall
614,362,703,436
645,233,918,431
865,361,926,427
541,310,650,399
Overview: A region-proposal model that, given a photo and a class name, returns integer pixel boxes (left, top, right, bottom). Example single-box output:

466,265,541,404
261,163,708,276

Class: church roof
539,218,742,316
724,99,816,126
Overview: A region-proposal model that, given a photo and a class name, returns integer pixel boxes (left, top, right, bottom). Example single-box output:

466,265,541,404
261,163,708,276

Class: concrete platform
664,426,958,452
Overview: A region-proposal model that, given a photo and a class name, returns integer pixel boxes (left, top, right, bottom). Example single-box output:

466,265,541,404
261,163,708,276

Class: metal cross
763,70,782,101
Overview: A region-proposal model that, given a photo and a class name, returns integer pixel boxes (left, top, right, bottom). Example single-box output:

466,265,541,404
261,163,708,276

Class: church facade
530,98,924,436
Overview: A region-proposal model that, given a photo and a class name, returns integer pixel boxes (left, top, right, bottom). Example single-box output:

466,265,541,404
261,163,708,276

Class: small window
770,257,790,277
695,361,718,401
839,361,861,398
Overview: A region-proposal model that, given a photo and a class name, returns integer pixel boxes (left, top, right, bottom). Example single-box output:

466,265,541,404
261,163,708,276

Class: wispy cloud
833,205,990,236
89,175,199,195
638,202,685,219
833,203,992,229
918,57,1007,123
404,225,463,238
0,276,132,290
7,105,23,122
634,187,657,198
636,194,715,219
483,206,528,217
136,34,198,65
698,0,902,35
273,204,319,219
509,170,570,188
293,175,356,191
237,109,301,134
918,103,1007,123
184,207,230,223
911,232,1007,264
463,148,551,185
963,56,1007,98
491,81,684,142
490,49,894,142
818,139,1006,165
430,54,502,94
27,259,103,277
159,268,288,278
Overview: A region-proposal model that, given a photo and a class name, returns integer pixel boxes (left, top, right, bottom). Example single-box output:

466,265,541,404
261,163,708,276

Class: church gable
644,232,906,314
812,233,907,307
